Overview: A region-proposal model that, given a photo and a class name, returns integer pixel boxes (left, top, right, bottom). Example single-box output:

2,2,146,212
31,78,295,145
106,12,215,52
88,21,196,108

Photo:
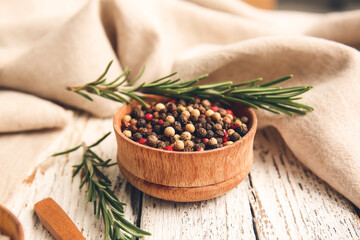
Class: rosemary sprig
52,132,151,240
68,61,313,116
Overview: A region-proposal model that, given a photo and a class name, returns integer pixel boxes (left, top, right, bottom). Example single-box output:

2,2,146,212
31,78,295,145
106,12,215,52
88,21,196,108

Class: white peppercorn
164,127,175,137
123,130,132,138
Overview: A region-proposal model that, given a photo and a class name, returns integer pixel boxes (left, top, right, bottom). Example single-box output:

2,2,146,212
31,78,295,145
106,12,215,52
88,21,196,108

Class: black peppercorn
146,123,152,129
213,123,222,131
215,130,225,137
194,143,205,151
130,108,141,118
167,103,177,112
172,111,179,118
160,112,167,119
162,121,171,129
129,124,138,133
194,137,202,143
179,115,188,125
158,134,168,141
236,124,248,136
205,123,213,131
240,116,249,124
132,132,142,142
195,123,203,129
154,125,163,134
216,137,223,144
151,118,159,126
174,121,182,133
230,132,241,142
157,141,166,149
145,108,153,114
198,117,207,126
153,112,160,119
206,130,214,139
137,118,146,128
139,128,149,137
196,128,207,138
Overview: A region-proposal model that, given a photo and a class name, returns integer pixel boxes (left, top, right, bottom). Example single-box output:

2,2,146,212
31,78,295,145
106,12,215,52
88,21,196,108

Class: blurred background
247,0,360,11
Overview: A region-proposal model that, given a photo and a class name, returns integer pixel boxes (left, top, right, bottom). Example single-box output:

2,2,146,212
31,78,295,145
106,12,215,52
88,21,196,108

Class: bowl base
118,158,253,202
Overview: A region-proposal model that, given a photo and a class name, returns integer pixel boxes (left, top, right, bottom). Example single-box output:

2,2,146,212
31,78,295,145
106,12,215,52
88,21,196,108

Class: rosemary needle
68,61,314,116
52,132,151,240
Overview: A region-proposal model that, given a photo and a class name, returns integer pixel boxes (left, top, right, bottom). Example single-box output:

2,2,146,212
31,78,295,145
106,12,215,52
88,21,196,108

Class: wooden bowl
113,97,257,202
0,205,24,240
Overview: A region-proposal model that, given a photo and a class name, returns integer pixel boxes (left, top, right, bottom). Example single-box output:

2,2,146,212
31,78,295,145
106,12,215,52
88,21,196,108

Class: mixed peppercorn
121,98,249,151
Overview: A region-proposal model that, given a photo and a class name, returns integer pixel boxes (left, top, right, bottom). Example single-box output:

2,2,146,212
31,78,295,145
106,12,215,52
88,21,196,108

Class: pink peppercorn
165,146,174,151
138,138,147,144
144,113,153,121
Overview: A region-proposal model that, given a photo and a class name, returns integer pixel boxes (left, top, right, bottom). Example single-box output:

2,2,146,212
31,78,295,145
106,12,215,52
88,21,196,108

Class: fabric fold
0,0,359,208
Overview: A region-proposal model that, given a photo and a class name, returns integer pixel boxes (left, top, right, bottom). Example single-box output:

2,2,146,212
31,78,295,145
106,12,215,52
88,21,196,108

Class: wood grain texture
2,112,359,240
0,204,23,240
113,100,257,201
34,198,85,240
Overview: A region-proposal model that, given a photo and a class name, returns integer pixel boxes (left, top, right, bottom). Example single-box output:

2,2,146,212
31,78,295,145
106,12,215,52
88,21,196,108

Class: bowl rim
0,204,24,240
113,100,257,155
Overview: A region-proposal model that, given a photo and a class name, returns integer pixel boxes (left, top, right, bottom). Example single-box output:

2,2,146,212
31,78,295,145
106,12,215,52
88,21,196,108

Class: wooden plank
3,112,360,239
140,178,256,240
248,127,360,239
5,113,141,239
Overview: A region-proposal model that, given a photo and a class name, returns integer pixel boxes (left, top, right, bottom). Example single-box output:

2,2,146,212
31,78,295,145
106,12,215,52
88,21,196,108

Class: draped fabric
0,0,359,207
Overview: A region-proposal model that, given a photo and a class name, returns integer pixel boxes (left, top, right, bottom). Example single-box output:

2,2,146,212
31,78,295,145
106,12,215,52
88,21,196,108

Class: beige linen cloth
0,0,360,207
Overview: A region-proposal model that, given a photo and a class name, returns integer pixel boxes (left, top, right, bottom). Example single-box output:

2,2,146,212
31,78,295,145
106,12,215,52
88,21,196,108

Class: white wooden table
3,112,360,239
